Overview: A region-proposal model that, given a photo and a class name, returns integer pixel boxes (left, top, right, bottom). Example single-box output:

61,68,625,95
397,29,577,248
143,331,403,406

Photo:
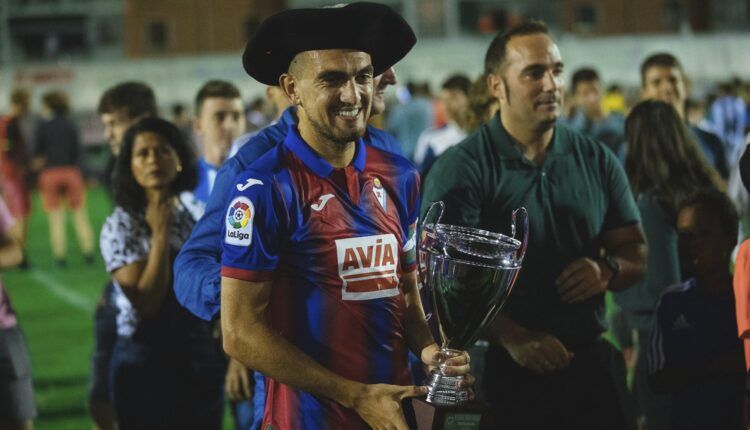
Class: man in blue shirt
639,53,730,180
181,80,246,219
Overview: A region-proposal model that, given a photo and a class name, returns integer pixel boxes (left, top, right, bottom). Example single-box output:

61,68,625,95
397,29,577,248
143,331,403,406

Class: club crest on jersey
335,234,399,300
372,178,387,212
225,196,254,246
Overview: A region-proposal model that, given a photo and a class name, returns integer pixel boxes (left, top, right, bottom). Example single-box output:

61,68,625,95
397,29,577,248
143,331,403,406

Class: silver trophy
419,201,528,405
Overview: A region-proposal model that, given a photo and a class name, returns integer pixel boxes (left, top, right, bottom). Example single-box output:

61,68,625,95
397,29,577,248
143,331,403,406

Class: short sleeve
734,240,750,338
220,170,284,282
400,169,420,272
421,145,482,227
100,208,149,273
602,150,641,231
648,293,674,374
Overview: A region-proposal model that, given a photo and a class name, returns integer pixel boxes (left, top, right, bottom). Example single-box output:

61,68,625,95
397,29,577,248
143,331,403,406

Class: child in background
650,189,745,429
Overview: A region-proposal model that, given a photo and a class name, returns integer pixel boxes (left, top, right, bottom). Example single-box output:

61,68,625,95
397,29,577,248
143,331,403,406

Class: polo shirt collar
488,113,573,160
283,125,366,177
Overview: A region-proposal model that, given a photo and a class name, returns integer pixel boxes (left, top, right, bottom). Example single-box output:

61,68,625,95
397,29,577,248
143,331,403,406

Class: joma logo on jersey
335,234,399,301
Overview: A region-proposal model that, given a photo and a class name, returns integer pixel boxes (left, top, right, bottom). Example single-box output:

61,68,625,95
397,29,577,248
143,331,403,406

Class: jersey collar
489,113,573,160
278,107,297,129
199,156,219,170
283,124,366,177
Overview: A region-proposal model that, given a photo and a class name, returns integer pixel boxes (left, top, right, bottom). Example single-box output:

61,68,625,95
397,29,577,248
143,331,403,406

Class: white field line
30,270,95,312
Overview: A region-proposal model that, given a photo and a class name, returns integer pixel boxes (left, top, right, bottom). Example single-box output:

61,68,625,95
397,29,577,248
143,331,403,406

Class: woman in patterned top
100,117,225,429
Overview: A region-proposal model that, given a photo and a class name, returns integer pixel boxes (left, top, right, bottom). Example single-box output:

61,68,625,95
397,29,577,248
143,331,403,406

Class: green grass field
3,186,235,429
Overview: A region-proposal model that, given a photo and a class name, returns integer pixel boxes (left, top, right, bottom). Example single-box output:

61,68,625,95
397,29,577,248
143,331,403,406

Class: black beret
242,2,416,86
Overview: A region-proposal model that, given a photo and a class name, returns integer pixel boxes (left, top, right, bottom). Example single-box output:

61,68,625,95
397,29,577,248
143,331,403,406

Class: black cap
242,2,416,86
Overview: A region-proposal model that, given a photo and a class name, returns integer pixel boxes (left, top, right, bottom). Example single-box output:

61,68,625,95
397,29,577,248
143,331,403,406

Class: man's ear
487,73,505,104
279,74,301,107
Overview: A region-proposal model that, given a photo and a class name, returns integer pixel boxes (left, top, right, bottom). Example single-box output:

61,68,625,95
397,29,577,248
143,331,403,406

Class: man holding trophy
422,22,647,429
219,4,472,430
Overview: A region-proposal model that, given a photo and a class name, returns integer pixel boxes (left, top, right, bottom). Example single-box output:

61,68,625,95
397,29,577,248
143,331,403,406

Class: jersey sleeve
602,148,641,231
100,208,148,273
220,170,284,282
400,168,420,272
173,159,243,320
648,293,674,375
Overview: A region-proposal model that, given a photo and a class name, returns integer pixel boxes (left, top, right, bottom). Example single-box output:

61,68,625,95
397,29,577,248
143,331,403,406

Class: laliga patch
225,196,254,246
372,177,387,212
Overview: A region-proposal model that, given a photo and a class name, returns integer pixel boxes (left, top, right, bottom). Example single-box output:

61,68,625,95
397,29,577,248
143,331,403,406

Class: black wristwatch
602,255,620,282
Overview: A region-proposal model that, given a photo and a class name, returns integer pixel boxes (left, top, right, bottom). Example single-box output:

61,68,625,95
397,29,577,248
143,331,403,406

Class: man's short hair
442,74,471,95
484,20,550,75
679,189,739,239
42,91,69,116
10,88,30,110
571,68,600,93
97,82,157,119
194,80,242,115
640,53,686,85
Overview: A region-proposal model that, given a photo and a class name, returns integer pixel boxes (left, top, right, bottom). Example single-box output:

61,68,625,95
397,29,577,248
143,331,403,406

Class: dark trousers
109,328,226,430
88,282,118,402
484,338,629,430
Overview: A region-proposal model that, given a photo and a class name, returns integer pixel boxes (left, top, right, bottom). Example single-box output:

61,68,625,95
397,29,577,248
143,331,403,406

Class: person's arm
225,357,253,402
484,314,574,374
32,122,47,171
557,146,647,303
112,198,173,317
556,224,646,303
0,232,23,269
0,199,22,269
420,145,482,226
221,277,427,430
173,160,240,321
733,240,750,340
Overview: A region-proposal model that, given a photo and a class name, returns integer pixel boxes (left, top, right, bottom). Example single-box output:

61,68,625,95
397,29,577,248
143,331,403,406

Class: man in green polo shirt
422,21,647,429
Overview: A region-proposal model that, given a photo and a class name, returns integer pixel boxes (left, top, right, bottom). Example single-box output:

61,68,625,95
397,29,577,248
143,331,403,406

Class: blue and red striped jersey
221,125,420,429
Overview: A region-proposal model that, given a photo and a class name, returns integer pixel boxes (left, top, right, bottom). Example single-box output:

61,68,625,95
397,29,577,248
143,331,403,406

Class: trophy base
407,398,490,430
426,371,468,404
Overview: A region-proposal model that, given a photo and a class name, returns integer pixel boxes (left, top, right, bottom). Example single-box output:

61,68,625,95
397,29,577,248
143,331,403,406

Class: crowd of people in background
2,8,750,430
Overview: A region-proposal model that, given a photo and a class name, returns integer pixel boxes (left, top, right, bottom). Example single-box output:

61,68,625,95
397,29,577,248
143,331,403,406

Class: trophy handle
417,200,445,280
417,201,445,323
420,201,445,230
417,201,445,257
511,207,529,262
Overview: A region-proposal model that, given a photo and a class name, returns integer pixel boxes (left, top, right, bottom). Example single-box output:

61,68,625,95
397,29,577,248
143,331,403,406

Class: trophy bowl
418,202,528,405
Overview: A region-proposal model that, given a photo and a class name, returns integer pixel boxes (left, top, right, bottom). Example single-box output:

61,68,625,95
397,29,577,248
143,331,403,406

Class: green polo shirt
422,114,640,347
